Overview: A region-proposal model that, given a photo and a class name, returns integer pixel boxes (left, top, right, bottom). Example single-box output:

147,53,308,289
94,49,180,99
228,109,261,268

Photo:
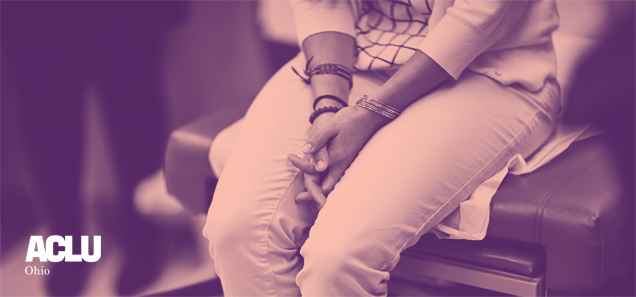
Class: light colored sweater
290,0,560,92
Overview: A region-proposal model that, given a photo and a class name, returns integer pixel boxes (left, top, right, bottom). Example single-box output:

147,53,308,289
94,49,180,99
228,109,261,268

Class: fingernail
315,160,327,171
303,143,313,153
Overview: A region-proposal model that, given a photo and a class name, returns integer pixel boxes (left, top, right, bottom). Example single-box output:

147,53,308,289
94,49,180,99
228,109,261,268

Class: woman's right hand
289,29,354,206
288,112,335,207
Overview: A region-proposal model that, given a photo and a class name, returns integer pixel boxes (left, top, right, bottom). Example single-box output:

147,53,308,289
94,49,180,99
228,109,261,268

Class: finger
304,173,326,207
295,191,313,203
304,125,338,154
288,154,319,174
314,148,329,172
321,165,346,194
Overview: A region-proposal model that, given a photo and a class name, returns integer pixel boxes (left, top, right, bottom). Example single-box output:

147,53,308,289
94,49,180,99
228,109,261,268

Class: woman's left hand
289,106,389,202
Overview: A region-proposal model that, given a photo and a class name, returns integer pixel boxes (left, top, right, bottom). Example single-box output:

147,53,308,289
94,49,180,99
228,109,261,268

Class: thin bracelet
355,95,401,120
313,94,348,110
309,106,341,124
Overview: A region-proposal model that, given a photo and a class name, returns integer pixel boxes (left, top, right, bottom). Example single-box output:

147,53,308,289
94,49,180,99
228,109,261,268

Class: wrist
309,106,340,124
314,94,347,110
311,75,350,100
352,105,390,130
315,98,345,109
355,94,401,123
312,110,337,124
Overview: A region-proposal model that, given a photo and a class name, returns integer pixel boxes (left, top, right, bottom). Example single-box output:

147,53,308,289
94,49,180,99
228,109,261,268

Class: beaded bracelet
313,94,348,110
355,95,401,120
309,106,341,124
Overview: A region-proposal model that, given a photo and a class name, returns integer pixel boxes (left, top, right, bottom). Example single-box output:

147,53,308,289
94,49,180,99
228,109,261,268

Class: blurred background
1,1,634,297
1,1,298,296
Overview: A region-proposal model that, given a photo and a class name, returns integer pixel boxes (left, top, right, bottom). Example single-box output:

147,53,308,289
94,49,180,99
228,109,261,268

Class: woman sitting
204,0,561,295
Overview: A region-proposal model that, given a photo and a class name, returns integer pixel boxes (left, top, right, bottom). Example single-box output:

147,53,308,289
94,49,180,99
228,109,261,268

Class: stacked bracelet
309,64,353,89
313,94,348,110
309,106,341,124
355,95,401,120
291,57,354,89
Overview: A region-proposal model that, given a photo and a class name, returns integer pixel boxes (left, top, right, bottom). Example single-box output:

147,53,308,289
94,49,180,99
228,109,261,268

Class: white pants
203,56,560,296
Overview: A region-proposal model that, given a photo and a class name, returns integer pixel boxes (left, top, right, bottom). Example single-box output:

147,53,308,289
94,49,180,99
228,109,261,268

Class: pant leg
203,55,319,296
296,73,559,296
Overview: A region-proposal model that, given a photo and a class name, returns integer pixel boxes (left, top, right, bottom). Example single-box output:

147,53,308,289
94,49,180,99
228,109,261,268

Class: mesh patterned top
290,0,560,92
353,0,432,70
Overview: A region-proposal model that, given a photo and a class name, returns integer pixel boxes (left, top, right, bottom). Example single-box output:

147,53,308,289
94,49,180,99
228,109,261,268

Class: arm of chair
164,109,243,214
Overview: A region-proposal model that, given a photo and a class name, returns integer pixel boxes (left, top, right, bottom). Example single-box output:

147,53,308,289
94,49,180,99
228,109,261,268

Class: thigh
204,58,390,252
204,55,317,248
304,73,557,269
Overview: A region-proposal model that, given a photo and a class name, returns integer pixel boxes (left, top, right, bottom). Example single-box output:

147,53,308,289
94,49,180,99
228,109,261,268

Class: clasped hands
288,105,388,207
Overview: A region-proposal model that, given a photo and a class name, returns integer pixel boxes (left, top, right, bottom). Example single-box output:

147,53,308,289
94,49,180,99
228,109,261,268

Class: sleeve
416,0,528,79
288,0,356,46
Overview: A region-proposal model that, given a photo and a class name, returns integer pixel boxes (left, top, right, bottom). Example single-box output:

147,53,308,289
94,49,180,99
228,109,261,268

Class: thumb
305,124,337,154
314,147,329,172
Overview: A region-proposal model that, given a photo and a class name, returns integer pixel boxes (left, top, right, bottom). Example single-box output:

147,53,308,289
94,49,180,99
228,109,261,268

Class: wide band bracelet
355,95,401,120
291,57,354,89
309,64,353,89
309,106,341,124
313,94,348,110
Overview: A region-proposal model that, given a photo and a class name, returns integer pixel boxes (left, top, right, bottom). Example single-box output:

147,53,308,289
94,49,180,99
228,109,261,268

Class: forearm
371,51,451,112
301,32,356,108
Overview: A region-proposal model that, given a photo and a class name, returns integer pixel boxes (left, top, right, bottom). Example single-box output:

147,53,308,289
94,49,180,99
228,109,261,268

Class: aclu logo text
25,235,102,263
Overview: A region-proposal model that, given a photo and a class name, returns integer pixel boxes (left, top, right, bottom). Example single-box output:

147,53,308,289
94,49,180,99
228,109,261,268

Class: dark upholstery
407,236,544,277
487,135,630,292
163,111,630,293
164,109,243,213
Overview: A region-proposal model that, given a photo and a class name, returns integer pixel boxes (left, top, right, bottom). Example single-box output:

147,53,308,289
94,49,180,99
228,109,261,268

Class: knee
298,233,393,291
209,120,242,176
204,208,262,261
300,237,352,276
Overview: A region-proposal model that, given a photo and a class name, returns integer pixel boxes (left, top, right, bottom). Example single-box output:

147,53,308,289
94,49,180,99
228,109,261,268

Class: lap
305,73,556,259
206,56,386,221
206,55,557,255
